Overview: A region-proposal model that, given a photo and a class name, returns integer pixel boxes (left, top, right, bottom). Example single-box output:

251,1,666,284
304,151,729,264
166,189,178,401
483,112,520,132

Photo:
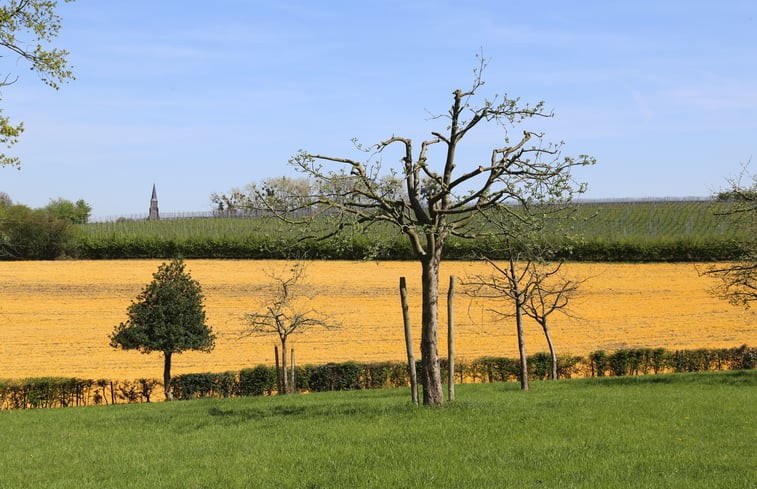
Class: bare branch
240,263,340,340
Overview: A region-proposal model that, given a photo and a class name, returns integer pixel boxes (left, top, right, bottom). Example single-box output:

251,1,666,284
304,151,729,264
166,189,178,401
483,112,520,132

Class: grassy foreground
1,371,755,488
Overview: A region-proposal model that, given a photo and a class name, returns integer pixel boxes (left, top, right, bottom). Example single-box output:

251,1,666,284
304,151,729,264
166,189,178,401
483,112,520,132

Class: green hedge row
588,345,756,377
170,345,754,400
0,378,159,410
557,237,750,262
72,234,748,262
2,346,753,409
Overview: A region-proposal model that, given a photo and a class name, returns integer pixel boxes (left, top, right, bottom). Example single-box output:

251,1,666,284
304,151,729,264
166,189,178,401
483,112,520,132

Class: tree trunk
510,259,529,391
541,319,558,380
400,277,418,405
420,254,444,405
163,351,174,401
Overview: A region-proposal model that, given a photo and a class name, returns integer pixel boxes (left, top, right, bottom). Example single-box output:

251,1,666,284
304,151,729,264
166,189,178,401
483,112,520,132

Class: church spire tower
148,184,160,221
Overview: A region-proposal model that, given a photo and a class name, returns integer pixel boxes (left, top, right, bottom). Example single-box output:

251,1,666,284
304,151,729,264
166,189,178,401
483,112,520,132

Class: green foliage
109,259,215,355
469,356,522,382
171,371,238,400
715,189,757,202
0,377,158,409
239,365,276,396
587,346,755,377
362,361,395,389
0,0,75,168
0,203,74,258
44,197,91,224
307,362,363,392
529,352,553,379
109,259,215,399
2,346,754,410
115,378,160,403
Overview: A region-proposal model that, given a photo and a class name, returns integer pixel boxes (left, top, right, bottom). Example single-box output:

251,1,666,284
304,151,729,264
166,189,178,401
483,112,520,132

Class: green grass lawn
1,371,755,488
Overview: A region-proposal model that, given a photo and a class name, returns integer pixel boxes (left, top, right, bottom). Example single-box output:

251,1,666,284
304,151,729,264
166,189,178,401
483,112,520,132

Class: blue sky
1,0,755,218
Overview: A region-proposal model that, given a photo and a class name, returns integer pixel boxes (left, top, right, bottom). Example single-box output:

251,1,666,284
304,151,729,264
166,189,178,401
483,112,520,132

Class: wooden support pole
274,345,282,395
291,348,296,393
448,275,455,403
400,277,418,405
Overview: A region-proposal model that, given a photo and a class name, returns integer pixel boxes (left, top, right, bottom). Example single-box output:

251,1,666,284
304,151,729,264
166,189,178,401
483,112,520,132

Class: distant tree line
0,194,91,259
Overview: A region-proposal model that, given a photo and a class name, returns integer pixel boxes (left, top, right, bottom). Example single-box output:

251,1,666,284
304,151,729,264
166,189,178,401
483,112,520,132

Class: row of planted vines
82,201,746,244
0,260,755,382
72,201,751,262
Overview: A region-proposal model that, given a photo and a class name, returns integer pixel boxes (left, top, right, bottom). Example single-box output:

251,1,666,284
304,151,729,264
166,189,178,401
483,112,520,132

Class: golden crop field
0,260,754,381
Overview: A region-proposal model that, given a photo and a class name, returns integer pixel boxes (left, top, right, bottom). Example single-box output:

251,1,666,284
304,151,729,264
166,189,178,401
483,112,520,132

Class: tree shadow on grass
204,394,422,427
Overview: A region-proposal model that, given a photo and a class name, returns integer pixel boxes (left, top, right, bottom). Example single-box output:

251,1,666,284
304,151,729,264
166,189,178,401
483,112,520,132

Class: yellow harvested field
0,260,754,381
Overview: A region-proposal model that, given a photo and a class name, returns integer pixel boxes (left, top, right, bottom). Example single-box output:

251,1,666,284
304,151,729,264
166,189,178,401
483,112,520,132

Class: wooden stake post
274,345,282,395
399,277,418,405
290,348,296,393
448,275,455,402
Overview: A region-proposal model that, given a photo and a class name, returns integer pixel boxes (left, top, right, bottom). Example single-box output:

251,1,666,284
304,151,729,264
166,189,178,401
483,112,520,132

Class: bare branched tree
521,263,584,380
464,257,584,387
241,263,338,393
268,56,593,404
464,256,535,390
282,57,593,404
703,163,756,309
463,161,588,390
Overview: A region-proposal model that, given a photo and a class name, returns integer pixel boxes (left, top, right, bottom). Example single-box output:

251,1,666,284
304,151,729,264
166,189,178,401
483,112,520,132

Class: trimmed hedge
238,365,276,396
71,233,749,262
587,345,755,377
0,378,159,409
2,345,753,409
171,371,238,400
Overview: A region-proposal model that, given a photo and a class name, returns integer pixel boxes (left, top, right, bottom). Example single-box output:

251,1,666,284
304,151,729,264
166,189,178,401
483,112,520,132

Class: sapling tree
110,259,216,400
466,254,540,390
520,262,583,380
225,55,593,404
464,178,587,389
465,256,582,388
241,263,338,394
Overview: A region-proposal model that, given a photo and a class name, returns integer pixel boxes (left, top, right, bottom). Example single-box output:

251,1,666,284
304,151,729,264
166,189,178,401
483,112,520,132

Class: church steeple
148,184,159,221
